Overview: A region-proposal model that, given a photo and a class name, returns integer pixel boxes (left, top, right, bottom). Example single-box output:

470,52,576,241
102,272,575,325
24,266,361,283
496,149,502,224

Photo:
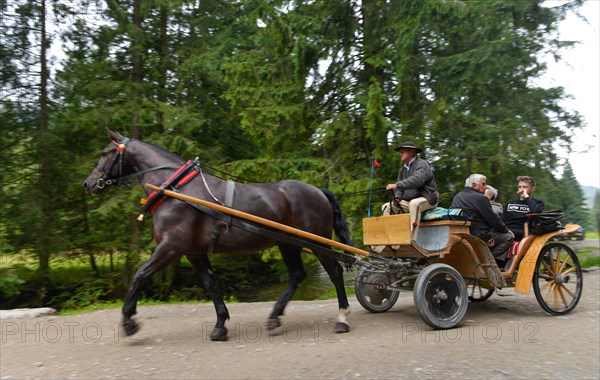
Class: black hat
393,141,422,153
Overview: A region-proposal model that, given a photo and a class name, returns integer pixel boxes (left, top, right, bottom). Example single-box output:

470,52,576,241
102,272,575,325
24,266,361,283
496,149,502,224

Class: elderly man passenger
484,185,503,217
452,174,514,267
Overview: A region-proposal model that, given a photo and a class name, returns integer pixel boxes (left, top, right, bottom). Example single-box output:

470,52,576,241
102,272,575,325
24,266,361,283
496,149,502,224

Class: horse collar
138,158,202,220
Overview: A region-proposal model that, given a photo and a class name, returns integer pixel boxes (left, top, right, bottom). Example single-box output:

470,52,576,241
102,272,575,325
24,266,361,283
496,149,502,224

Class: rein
107,163,181,185
98,138,386,220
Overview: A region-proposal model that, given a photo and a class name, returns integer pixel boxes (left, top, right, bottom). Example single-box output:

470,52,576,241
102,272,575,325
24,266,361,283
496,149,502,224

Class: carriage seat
421,207,467,222
363,213,470,252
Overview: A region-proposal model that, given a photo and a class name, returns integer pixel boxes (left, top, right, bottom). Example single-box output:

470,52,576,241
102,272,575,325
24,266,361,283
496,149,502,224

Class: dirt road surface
2,270,599,379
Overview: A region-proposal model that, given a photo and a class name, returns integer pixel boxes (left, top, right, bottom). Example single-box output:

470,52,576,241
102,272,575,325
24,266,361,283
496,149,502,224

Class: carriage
85,131,583,340
357,213,582,329
148,184,583,330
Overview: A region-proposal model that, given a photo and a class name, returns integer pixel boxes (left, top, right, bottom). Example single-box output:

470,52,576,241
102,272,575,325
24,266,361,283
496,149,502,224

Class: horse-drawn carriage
149,187,583,330
84,130,583,339
357,213,582,329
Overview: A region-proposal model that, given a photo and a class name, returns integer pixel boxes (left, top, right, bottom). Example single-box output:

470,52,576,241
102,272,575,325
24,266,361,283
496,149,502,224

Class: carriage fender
514,223,580,294
451,233,507,289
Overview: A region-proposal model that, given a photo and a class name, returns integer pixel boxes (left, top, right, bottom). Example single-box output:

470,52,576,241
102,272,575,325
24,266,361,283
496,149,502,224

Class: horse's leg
122,242,181,336
185,254,230,341
266,244,307,330
315,252,351,333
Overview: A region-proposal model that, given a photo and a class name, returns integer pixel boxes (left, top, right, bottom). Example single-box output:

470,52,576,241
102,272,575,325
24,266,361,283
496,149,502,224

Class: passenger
503,176,545,241
452,174,513,266
484,185,503,217
382,141,439,241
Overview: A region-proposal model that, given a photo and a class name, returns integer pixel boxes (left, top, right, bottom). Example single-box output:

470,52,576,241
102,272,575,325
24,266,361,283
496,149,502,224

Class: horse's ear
106,128,125,142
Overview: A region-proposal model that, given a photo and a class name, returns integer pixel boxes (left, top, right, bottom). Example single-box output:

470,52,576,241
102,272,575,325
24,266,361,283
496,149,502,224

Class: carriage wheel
466,278,494,302
533,242,583,315
354,268,399,313
413,264,468,329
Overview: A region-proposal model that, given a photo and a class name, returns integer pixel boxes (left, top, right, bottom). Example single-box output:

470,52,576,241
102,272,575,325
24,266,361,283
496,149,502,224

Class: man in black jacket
503,176,545,240
383,141,439,241
452,174,513,265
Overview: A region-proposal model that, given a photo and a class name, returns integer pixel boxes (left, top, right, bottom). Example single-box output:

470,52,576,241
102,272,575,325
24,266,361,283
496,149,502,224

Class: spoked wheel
414,264,468,329
533,242,583,315
354,268,399,313
466,278,494,302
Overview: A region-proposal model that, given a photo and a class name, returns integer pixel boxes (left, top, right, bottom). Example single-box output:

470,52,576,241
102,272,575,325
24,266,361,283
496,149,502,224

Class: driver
382,141,439,241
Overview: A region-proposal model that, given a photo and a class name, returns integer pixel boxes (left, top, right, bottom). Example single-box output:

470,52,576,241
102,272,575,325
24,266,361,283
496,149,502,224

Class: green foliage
1,0,591,308
579,253,600,269
592,190,600,232
52,278,116,310
542,162,592,229
0,269,25,299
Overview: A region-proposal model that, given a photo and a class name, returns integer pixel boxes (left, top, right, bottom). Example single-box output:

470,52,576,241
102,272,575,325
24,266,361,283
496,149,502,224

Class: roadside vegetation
2,235,596,313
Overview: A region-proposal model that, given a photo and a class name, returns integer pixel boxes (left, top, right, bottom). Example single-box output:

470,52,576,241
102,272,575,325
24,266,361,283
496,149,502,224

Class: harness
138,158,237,253
137,158,202,221
98,138,237,251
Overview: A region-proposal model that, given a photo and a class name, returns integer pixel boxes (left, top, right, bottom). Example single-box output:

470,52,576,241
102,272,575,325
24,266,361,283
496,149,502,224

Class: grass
56,297,218,316
57,301,122,316
585,231,599,240
578,245,600,269
580,255,600,268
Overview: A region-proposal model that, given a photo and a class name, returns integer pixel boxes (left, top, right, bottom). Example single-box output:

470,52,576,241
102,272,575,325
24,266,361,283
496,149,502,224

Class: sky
542,0,600,188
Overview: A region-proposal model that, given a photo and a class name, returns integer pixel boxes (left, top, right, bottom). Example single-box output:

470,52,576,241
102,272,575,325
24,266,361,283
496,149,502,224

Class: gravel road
1,269,599,379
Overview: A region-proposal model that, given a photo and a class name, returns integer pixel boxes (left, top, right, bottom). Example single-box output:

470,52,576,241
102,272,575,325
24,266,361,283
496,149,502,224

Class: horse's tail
321,189,355,268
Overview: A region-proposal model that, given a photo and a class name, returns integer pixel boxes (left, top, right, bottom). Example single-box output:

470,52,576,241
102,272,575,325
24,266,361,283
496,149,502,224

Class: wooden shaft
145,184,371,257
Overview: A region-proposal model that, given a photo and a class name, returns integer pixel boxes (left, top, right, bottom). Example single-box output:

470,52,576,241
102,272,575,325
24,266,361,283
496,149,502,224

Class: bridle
95,138,131,190
94,138,178,190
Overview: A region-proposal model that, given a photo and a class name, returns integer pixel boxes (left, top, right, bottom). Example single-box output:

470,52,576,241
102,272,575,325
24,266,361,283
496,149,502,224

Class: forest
1,0,598,310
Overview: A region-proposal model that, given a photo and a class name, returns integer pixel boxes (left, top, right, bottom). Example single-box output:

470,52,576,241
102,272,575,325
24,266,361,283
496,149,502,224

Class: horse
83,129,354,341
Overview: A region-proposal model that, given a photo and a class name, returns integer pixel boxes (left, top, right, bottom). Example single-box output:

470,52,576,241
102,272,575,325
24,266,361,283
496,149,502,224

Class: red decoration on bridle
112,141,127,153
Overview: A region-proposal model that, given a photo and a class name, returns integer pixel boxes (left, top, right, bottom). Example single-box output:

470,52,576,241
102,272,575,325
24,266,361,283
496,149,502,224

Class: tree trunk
155,4,168,134
130,0,144,139
37,0,52,285
124,215,142,288
80,187,100,276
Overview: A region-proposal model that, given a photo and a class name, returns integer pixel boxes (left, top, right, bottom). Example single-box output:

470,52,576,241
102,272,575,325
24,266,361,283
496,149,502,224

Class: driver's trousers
381,197,435,241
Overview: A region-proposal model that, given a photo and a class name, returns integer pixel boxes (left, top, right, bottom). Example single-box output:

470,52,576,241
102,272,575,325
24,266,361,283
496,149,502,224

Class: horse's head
83,129,132,195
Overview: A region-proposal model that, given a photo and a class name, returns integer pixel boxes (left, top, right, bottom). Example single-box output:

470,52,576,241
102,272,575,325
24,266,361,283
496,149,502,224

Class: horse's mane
138,140,185,163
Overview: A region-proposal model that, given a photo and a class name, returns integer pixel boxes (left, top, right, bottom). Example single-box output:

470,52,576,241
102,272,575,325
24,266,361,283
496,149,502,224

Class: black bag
527,211,563,235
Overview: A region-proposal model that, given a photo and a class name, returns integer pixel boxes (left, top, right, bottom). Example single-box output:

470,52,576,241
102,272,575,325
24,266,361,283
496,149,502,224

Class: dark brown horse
83,129,353,341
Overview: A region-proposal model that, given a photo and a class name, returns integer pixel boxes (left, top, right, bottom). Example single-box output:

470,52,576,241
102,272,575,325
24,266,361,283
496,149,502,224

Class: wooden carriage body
362,214,581,293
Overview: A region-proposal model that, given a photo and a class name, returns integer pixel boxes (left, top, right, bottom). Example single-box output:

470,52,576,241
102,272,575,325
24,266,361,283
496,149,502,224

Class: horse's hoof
334,322,350,334
210,327,228,341
266,318,281,330
123,318,140,336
